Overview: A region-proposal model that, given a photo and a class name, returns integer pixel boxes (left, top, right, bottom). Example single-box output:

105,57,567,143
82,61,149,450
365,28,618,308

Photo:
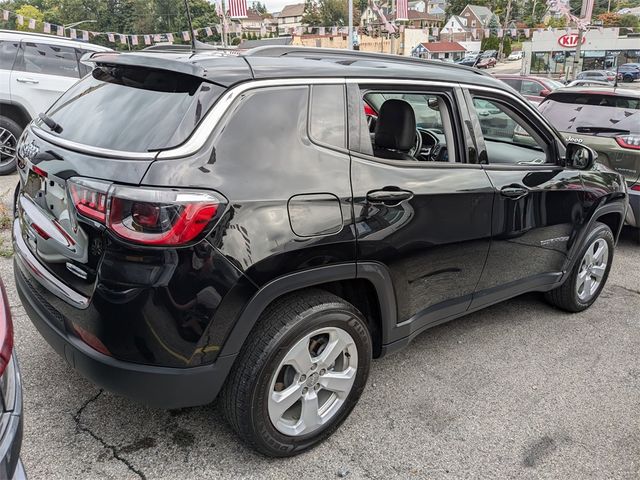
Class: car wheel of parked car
221,289,372,457
545,222,614,312
0,116,21,175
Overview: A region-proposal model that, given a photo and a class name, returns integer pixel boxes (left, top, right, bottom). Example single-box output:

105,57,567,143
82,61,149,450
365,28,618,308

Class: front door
464,90,584,308
348,83,494,338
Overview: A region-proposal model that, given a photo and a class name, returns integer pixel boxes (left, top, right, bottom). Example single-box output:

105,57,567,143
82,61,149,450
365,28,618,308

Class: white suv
0,30,111,174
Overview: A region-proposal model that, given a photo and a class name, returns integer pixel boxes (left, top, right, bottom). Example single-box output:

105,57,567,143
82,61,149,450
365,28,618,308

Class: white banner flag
82,30,89,41
43,22,51,33
167,33,174,43
182,31,190,41
70,28,76,38
107,33,115,42
2,10,8,21
57,25,64,36
119,34,127,44
17,15,23,26
319,27,325,35
144,35,151,45
193,29,198,37
28,18,36,29
131,35,138,45
205,27,213,36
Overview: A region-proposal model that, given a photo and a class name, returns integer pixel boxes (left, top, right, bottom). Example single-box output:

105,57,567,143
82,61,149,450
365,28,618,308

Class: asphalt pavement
1,171,638,479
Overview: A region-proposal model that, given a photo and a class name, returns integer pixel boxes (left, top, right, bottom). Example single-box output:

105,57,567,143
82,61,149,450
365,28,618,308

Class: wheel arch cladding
219,263,397,359
0,102,31,129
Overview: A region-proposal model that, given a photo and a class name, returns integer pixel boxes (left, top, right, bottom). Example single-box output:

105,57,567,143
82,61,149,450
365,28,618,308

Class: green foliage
545,16,567,28
231,35,241,45
302,0,361,27
502,35,512,57
481,35,500,51
14,5,44,31
251,1,267,15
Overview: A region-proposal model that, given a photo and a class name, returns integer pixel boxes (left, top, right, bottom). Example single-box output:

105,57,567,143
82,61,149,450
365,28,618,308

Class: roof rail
243,45,489,76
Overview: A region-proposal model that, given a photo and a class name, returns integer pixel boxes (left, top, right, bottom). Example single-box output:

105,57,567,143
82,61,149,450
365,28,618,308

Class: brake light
69,179,109,222
0,283,13,377
364,103,377,117
631,184,640,192
616,135,640,150
68,178,224,246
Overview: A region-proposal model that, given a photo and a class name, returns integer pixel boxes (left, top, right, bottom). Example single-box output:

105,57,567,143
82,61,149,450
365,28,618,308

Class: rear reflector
0,282,13,377
67,178,225,247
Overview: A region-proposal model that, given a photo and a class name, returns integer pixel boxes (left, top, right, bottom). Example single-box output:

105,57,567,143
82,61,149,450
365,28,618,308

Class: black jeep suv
13,47,627,456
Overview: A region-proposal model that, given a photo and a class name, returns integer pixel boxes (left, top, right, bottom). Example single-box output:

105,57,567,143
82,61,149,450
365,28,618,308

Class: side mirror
565,142,597,170
539,89,551,97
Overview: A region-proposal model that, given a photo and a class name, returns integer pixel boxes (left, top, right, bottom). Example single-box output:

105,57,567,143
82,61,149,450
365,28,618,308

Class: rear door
10,40,82,118
0,39,19,104
464,89,584,308
348,82,494,336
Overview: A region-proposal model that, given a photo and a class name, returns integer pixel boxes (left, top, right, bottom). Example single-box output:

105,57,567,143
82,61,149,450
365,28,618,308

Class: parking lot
0,172,638,480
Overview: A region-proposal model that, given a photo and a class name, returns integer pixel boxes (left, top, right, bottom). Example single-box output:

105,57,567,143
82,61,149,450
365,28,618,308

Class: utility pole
348,0,353,49
390,0,396,54
498,0,512,61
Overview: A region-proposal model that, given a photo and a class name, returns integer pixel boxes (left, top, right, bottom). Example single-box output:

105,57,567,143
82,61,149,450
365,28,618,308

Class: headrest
374,99,416,151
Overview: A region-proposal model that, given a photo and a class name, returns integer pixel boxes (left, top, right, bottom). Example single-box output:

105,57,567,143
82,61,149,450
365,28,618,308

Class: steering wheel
408,128,422,159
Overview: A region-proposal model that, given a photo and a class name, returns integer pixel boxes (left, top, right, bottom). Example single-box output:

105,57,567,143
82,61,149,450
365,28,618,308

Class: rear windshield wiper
38,113,63,134
576,126,630,135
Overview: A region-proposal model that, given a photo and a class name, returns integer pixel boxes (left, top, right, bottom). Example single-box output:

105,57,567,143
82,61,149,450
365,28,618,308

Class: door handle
16,77,39,84
366,188,414,206
500,185,529,200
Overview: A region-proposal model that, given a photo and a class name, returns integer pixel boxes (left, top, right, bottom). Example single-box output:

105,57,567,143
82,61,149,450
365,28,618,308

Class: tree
251,1,267,15
619,14,639,27
302,0,322,26
488,14,500,36
545,16,567,28
14,5,44,31
503,35,512,56
481,35,500,51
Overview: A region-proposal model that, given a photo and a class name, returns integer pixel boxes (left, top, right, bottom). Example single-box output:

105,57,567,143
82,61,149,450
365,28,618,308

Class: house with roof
411,41,466,60
427,0,446,16
459,4,499,36
237,9,277,36
361,2,443,30
440,15,470,42
408,0,426,12
276,3,306,31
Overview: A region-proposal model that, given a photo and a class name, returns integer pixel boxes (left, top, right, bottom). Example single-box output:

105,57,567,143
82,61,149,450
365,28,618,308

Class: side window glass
18,42,79,78
521,80,543,96
0,41,19,71
472,97,551,165
76,49,92,77
309,85,346,149
360,91,456,163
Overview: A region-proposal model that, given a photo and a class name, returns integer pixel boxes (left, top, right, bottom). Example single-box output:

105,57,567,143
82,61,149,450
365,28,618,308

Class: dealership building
521,28,640,77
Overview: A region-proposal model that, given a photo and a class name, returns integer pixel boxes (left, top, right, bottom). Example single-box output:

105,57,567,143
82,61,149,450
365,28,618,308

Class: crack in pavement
610,284,640,296
73,390,146,480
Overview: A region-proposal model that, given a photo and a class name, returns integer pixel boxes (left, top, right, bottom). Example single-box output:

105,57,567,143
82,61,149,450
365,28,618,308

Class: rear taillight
68,178,225,246
631,184,640,192
0,283,14,377
616,135,640,150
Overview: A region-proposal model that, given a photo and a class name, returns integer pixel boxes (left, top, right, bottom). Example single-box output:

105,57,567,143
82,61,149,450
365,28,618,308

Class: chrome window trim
28,76,560,161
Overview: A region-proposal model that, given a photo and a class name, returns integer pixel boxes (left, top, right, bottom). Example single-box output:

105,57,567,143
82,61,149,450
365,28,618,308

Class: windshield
539,92,640,134
545,79,565,90
37,65,224,152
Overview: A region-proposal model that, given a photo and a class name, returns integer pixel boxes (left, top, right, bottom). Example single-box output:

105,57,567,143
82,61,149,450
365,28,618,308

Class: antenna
183,0,197,53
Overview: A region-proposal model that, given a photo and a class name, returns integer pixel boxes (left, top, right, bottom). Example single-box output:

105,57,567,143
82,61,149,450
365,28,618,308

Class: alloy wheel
267,326,358,437
0,128,17,165
576,238,609,302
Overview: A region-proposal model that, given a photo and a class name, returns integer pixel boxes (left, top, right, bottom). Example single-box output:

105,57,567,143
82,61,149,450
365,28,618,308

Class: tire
545,222,614,312
221,289,372,457
0,116,22,175
623,75,633,83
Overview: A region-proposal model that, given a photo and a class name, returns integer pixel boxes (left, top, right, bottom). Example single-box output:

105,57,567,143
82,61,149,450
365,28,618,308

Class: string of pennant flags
1,6,635,47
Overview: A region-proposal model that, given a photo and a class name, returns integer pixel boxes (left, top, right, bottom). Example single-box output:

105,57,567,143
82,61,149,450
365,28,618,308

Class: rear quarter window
539,93,640,134
16,42,80,78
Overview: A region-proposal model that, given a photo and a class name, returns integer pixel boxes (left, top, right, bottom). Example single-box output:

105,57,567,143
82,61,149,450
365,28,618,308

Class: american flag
229,0,248,19
396,0,408,21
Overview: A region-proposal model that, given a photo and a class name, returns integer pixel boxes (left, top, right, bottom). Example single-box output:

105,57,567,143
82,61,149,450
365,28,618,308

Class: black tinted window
309,85,346,149
18,42,79,78
539,93,640,134
40,66,225,152
0,41,18,71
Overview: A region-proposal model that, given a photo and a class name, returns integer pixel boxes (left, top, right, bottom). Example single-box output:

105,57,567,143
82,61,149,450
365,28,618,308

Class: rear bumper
15,264,237,409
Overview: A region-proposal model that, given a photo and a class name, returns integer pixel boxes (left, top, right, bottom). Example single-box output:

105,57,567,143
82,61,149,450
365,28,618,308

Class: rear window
38,65,224,152
539,92,640,134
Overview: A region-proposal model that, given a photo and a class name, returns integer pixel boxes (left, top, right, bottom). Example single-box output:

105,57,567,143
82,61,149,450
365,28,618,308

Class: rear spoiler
80,51,209,80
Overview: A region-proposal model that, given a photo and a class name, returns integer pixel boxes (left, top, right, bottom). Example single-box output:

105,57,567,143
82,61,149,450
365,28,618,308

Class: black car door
347,83,495,342
463,89,584,309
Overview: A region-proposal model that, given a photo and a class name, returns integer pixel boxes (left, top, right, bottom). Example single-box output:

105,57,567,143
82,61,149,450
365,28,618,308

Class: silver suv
0,29,111,174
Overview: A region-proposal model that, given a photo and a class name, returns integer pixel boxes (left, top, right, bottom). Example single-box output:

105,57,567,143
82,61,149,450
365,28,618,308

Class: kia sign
558,33,585,48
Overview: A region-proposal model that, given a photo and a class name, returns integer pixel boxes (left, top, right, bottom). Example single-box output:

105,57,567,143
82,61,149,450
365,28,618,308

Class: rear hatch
538,90,640,186
15,57,233,297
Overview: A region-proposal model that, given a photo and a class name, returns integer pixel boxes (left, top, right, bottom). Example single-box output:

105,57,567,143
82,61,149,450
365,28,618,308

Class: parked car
0,279,24,479
617,64,640,82
576,70,617,84
0,29,111,175
13,46,627,457
476,57,497,69
495,74,564,104
456,54,479,67
564,79,612,88
538,87,639,241
507,50,523,61
482,49,498,59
